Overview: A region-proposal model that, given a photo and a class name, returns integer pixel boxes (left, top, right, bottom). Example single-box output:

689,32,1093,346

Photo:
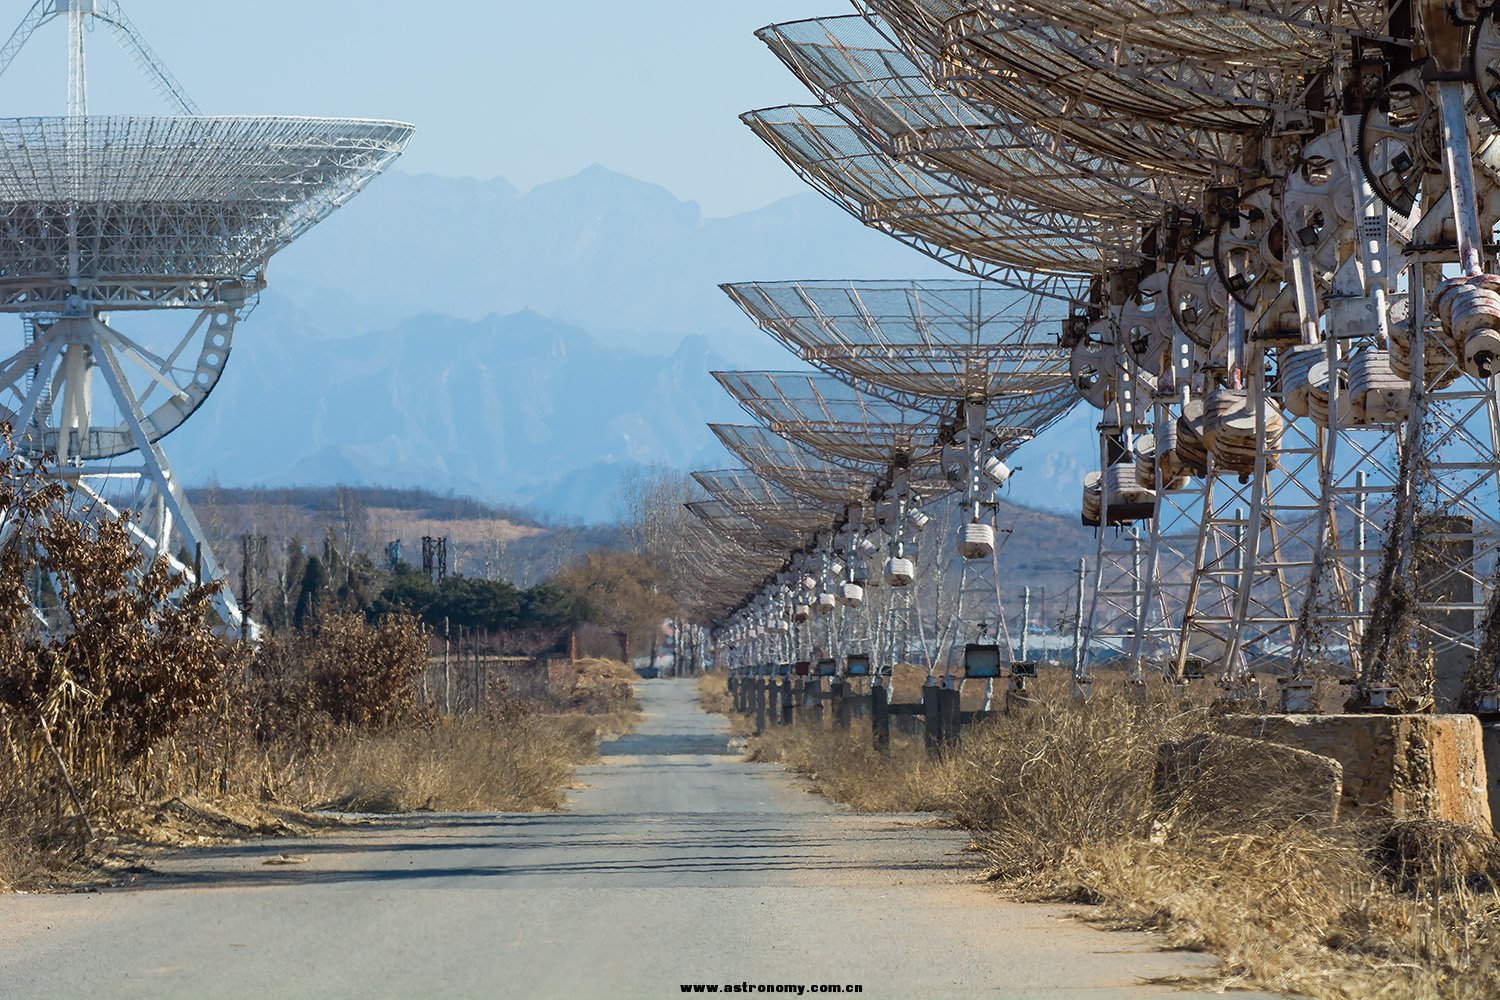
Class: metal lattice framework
721,279,1074,415
854,0,1247,175
697,0,1500,728
711,423,886,505
757,16,1202,222
692,468,840,536
713,368,955,469
0,116,413,310
742,105,1103,302
941,9,1320,129
0,2,413,637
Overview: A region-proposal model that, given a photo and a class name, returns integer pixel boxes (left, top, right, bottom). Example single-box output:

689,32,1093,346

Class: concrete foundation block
1153,732,1342,827
1480,724,1500,831
1218,714,1493,830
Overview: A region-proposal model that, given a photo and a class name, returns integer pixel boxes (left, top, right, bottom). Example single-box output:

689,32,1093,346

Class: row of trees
191,468,701,658
238,528,675,658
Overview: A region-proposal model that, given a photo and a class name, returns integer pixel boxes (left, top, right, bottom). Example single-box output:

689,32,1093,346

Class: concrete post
871,681,890,751
1072,558,1087,684
923,680,943,753
755,677,767,735
1020,586,1031,663
834,677,851,729
941,686,962,746
781,678,794,725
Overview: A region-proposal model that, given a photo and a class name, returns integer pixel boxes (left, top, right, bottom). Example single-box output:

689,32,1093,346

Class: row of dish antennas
764,437,1014,624
1060,115,1500,527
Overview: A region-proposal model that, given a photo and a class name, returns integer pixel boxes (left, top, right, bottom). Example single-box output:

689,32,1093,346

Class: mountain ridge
160,163,1093,524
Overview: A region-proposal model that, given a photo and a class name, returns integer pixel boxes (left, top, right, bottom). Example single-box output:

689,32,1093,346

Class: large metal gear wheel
1472,7,1500,129
1167,255,1223,349
0,306,241,462
1356,69,1438,215
1212,183,1283,310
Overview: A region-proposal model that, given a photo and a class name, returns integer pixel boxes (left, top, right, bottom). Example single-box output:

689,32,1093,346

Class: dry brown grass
750,723,959,813
744,691,1500,999
552,658,641,716
2,659,640,891
306,708,599,813
697,669,733,715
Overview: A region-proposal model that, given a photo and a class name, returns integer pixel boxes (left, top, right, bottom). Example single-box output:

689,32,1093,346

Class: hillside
168,310,743,523
188,485,625,589
146,164,1098,523
186,483,1093,623
268,167,949,365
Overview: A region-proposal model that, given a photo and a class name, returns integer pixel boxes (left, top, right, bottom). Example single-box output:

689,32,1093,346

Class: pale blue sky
0,1,831,216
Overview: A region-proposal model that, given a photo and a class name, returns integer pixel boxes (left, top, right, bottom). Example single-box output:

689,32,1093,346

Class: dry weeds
307,709,599,813
741,689,1500,1000
3,656,639,890
697,669,733,715
0,448,641,890
552,657,642,717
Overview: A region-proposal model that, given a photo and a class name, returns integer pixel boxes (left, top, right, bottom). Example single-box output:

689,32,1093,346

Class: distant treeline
181,482,668,657
377,565,583,632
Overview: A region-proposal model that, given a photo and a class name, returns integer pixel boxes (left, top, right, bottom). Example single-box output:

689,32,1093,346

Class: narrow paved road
0,680,1277,1000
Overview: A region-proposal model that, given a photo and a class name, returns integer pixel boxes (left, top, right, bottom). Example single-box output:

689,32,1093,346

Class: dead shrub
953,694,1209,880
250,611,426,734
550,657,640,718
0,448,232,850
0,438,613,883
1374,819,1500,895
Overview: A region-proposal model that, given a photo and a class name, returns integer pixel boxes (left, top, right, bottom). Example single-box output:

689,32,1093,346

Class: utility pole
1072,558,1086,677
1020,586,1031,662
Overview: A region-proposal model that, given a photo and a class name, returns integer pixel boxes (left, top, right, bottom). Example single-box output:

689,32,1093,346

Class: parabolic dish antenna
721,280,1076,417
743,105,1148,278
0,1,413,634
711,423,885,505
692,468,839,536
758,16,1202,222
942,10,1316,129
848,1,1244,173
741,105,1101,302
714,369,953,470
686,499,808,556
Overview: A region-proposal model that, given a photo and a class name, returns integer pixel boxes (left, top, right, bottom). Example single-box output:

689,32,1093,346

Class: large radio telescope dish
0,115,412,310
0,116,412,460
714,369,952,470
742,105,1100,302
758,16,1202,222
721,280,1076,414
0,0,413,635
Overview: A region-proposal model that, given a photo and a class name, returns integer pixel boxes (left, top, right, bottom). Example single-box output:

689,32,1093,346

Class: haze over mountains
168,166,1093,522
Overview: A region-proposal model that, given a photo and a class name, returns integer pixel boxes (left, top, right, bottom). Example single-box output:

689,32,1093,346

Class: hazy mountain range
166,166,1095,522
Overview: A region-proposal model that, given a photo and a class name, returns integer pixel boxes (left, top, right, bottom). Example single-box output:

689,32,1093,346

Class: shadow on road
109,809,959,893
598,733,734,756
